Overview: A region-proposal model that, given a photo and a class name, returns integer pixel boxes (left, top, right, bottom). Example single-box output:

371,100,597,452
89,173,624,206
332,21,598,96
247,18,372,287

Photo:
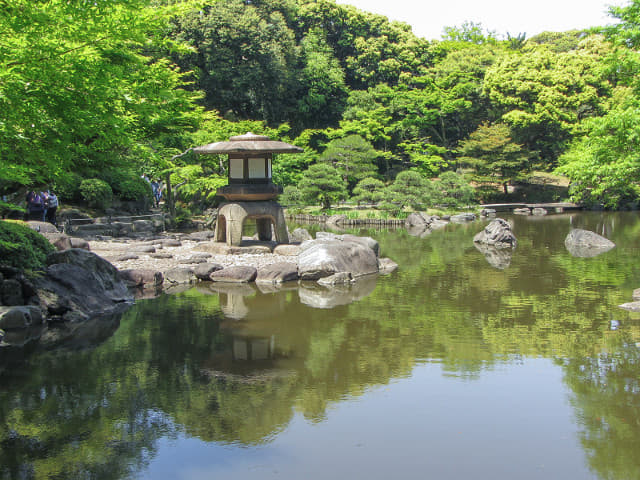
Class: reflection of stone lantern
194,133,303,246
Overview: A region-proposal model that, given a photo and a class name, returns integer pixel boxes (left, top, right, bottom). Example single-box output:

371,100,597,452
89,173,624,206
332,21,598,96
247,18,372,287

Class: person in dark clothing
45,190,59,226
26,191,45,221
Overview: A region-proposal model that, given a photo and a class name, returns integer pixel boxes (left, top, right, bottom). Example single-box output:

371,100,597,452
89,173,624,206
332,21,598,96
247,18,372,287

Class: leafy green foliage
297,163,347,209
459,122,530,193
0,0,203,191
380,170,433,212
556,94,640,208
433,171,476,206
0,220,54,271
318,135,380,191
483,39,613,167
351,177,385,205
79,179,113,210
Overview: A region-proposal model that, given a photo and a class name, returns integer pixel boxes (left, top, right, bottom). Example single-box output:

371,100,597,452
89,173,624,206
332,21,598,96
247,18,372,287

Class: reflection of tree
562,332,640,480
1,214,640,478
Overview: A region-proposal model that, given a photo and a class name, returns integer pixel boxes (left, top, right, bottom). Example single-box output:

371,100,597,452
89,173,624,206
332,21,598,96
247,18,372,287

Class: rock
326,214,347,225
0,306,43,329
532,208,548,216
619,301,640,312
405,212,433,227
565,229,615,257
185,230,216,242
150,253,173,259
633,288,640,301
160,239,182,247
273,244,301,256
450,213,477,223
298,237,379,280
318,272,353,286
164,268,197,285
210,266,258,283
179,256,208,264
298,275,377,309
130,245,156,254
473,218,517,248
315,232,380,257
194,263,224,280
69,237,91,250
195,242,274,255
256,263,299,284
26,221,59,234
481,208,497,217
474,243,513,270
288,228,313,243
115,254,140,261
378,258,399,274
119,269,164,287
42,232,73,251
514,208,531,215
1,278,24,306
35,249,133,319
132,220,155,232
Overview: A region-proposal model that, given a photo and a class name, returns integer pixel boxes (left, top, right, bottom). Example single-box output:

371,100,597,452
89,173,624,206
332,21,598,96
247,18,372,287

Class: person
40,190,49,222
151,179,160,207
25,190,45,221
155,179,163,206
45,190,59,226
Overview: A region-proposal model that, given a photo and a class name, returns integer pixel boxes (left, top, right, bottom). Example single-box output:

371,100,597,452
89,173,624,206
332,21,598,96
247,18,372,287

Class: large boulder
288,228,313,243
256,263,299,284
298,236,379,280
119,269,164,287
0,306,43,329
565,229,615,257
210,266,258,283
450,213,477,224
193,263,224,280
34,249,133,321
473,218,517,249
164,268,197,285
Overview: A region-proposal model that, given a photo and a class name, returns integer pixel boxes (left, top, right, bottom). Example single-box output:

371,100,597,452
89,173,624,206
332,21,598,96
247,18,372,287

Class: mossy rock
0,220,55,271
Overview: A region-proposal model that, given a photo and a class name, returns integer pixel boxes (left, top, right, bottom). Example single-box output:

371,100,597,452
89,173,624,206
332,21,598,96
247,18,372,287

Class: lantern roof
193,132,303,155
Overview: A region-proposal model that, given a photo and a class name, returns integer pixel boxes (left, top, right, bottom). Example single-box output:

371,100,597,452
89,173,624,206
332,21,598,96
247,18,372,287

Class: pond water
1,212,640,480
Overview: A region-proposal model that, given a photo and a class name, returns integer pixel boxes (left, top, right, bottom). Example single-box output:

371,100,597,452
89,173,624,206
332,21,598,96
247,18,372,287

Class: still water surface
1,212,640,479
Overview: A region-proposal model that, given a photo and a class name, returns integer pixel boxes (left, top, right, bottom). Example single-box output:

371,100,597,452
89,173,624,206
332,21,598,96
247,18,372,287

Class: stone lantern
194,132,303,246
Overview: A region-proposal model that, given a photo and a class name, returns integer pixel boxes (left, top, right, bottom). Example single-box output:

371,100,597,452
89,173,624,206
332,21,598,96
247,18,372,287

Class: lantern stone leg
215,201,289,246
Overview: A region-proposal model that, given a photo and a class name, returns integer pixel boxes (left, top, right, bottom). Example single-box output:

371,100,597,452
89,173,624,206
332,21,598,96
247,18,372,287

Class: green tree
433,171,476,206
296,30,349,129
169,0,300,125
318,135,379,191
554,0,640,208
0,0,202,192
459,122,530,194
297,163,347,209
483,38,613,168
556,92,640,208
381,170,433,212
351,177,385,205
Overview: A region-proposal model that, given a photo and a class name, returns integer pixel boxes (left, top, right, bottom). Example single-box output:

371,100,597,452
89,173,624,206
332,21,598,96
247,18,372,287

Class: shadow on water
1,212,640,479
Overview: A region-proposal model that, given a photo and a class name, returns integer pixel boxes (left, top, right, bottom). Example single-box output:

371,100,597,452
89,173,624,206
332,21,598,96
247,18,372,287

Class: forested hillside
2,0,640,212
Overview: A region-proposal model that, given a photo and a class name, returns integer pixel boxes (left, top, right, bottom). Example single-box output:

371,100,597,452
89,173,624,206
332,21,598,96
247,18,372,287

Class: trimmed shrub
0,220,55,270
79,178,113,209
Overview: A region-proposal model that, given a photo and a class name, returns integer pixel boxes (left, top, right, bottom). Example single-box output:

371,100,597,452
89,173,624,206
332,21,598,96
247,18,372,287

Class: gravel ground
89,235,297,274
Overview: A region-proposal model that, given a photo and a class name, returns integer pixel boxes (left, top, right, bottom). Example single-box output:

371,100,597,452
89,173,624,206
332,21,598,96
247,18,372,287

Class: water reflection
1,212,640,479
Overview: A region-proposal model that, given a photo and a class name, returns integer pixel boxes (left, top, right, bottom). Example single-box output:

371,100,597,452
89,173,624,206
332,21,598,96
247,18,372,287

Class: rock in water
564,229,615,257
298,237,379,281
473,218,517,248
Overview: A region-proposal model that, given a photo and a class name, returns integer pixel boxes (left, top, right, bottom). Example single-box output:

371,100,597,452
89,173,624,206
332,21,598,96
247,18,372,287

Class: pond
1,212,640,480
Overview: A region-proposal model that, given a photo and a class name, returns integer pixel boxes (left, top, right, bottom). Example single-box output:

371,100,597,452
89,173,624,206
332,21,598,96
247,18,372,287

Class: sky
334,0,627,40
